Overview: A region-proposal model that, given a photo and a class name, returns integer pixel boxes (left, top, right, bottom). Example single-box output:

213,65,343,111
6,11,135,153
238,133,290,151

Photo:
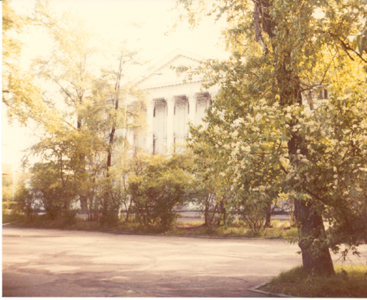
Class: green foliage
2,0,46,125
94,176,124,227
13,183,36,221
179,0,367,274
262,265,367,297
3,172,34,220
2,202,16,218
2,175,13,203
172,220,297,239
29,161,78,220
6,0,147,227
128,152,194,231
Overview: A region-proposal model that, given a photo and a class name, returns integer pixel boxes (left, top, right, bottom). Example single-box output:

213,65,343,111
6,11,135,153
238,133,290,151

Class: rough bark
294,199,335,276
254,3,269,55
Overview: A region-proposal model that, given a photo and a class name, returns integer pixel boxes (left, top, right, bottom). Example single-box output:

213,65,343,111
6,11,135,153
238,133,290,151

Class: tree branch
304,187,328,206
254,2,269,55
322,31,367,64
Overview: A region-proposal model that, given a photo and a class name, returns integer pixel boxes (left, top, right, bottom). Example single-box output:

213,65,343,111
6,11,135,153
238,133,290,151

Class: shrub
128,152,194,232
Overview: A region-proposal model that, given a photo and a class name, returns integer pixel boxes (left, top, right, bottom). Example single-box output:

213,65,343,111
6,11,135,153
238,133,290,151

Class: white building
114,49,328,157
129,49,218,154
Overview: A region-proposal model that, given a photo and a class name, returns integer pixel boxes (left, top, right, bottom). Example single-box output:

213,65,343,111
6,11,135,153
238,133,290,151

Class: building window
153,106,156,117
324,88,328,99
318,88,323,100
317,86,328,100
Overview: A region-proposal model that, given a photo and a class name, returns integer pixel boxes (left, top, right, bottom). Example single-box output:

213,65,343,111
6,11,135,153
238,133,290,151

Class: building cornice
141,79,204,91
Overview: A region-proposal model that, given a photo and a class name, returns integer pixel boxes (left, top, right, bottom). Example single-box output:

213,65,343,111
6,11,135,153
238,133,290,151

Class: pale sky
2,0,229,172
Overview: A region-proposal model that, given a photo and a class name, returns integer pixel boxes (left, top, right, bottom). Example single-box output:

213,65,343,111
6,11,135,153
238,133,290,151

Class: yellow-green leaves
180,0,367,245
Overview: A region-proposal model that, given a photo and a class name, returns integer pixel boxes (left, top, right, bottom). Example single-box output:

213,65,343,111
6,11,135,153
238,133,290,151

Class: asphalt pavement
3,226,367,297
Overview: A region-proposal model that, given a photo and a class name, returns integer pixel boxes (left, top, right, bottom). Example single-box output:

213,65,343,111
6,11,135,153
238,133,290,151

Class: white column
166,96,175,153
188,93,197,127
145,100,155,154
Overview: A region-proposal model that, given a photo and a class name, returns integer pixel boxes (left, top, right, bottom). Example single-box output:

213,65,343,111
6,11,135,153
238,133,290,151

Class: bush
60,209,78,225
29,162,79,221
128,153,194,232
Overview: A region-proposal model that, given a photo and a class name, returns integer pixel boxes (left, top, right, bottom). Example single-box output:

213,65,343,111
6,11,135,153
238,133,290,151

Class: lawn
260,264,367,297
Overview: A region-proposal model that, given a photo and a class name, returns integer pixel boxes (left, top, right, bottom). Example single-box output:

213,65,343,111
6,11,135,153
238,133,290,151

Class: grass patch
171,220,297,239
260,264,367,297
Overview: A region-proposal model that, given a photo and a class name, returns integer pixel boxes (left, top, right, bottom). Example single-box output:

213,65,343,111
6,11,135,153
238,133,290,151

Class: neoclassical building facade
132,50,218,154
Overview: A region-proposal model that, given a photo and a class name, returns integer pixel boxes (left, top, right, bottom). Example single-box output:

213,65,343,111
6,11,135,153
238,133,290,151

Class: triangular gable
134,49,204,89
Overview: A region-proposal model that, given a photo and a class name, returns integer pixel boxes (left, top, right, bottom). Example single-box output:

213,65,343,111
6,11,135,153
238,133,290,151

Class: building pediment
134,49,204,90
126,50,218,155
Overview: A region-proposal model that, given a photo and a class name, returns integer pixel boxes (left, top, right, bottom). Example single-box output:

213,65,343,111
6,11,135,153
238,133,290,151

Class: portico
134,49,218,154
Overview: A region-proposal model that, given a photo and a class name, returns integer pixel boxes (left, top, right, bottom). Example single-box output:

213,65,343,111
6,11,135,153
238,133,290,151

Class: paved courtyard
3,226,366,297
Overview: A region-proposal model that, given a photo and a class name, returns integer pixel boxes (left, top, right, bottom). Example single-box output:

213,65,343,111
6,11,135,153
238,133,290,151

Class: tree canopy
3,0,147,223
178,0,367,275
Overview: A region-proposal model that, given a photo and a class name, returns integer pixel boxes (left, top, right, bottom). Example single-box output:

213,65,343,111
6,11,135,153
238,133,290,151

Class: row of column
146,92,211,154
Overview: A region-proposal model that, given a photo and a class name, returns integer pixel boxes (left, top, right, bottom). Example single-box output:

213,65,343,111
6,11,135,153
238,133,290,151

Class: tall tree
3,0,147,224
2,0,48,126
31,0,103,213
178,0,367,275
90,46,146,225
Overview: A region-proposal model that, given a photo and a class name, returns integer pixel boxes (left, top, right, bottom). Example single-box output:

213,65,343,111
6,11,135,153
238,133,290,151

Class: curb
247,283,293,298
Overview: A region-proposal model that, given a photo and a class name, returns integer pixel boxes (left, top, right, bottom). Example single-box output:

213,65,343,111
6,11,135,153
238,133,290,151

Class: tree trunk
288,134,334,276
125,207,130,223
264,204,272,228
102,62,122,225
294,199,335,276
204,197,209,225
213,199,227,226
280,55,334,276
76,118,88,214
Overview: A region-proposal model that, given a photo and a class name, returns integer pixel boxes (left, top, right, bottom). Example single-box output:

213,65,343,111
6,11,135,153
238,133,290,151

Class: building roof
133,49,205,90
